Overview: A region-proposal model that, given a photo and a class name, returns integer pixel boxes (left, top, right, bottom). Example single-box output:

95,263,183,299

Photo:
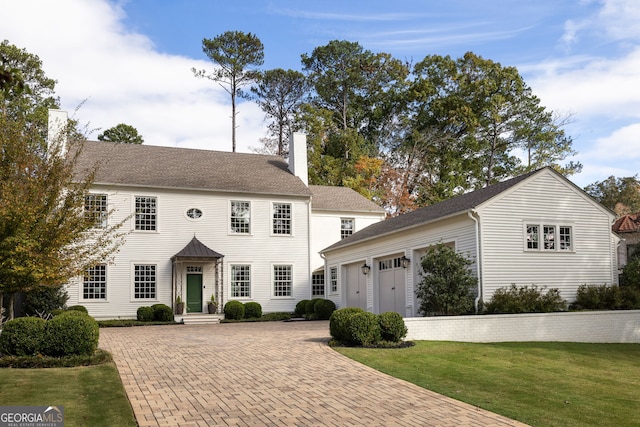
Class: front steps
176,313,224,325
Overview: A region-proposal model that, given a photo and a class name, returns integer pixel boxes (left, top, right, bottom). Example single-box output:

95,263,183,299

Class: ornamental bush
41,312,99,357
378,311,408,343
314,299,336,320
305,298,323,319
347,312,381,346
573,284,623,310
484,284,567,314
67,305,88,313
23,285,69,316
244,301,262,319
151,304,174,322
224,300,245,320
329,307,364,343
294,300,309,317
0,317,46,356
136,306,154,322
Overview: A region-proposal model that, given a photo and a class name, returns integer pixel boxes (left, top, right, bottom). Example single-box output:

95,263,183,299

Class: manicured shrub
329,307,364,343
23,285,68,316
51,309,67,317
620,286,640,309
347,312,382,346
573,284,623,310
305,298,323,319
314,299,336,320
67,305,88,313
294,300,309,317
224,300,245,320
151,304,174,322
0,317,46,356
41,312,99,357
484,284,567,314
136,306,154,322
244,301,262,319
378,312,408,343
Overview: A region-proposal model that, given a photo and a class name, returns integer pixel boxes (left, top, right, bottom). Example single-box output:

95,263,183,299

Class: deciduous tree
585,175,640,215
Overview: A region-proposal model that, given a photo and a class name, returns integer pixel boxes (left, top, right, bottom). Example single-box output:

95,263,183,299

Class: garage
344,261,367,310
376,255,407,315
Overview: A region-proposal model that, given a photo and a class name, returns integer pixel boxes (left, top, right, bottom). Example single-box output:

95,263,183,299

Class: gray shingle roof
74,141,312,197
310,185,385,213
321,168,541,253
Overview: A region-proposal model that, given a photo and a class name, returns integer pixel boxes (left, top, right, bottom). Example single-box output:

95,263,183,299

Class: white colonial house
54,112,384,320
321,167,619,317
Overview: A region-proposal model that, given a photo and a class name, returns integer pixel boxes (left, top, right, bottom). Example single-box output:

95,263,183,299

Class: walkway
99,321,527,426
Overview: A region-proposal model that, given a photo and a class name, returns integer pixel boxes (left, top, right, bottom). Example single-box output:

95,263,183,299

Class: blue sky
2,0,640,188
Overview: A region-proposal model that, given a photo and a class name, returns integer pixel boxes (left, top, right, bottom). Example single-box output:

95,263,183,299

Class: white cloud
0,0,266,153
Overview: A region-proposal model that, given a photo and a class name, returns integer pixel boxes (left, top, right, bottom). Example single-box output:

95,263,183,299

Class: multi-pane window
526,224,573,252
231,265,251,298
230,201,251,234
312,272,325,297
341,218,354,240
273,265,292,297
330,267,338,293
134,264,156,299
85,194,107,228
272,203,292,235
379,257,403,271
83,264,106,299
135,196,157,231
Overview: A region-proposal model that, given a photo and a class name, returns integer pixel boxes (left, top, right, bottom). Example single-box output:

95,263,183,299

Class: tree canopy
585,175,640,216
193,31,264,152
98,123,144,144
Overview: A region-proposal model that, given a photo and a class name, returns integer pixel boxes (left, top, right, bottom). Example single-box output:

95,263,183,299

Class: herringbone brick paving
99,321,528,426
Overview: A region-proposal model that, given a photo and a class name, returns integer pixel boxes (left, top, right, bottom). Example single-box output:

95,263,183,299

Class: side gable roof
74,141,312,197
321,168,541,253
309,185,385,214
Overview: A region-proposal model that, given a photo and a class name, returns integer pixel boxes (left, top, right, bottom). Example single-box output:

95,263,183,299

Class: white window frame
133,264,157,300
524,222,574,252
329,266,338,294
135,196,158,232
82,264,107,300
230,264,251,298
185,208,204,221
230,201,251,234
272,264,293,298
85,193,108,229
272,202,292,236
312,271,325,297
340,218,354,240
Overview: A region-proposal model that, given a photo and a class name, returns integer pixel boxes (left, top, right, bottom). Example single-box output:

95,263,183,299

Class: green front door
186,274,203,313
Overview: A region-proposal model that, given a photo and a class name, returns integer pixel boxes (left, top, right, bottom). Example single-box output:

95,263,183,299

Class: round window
186,208,203,219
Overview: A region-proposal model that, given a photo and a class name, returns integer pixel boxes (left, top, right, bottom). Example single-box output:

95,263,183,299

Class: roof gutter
468,210,482,314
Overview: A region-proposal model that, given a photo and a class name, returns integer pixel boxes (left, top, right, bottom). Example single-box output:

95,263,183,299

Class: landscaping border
404,310,640,343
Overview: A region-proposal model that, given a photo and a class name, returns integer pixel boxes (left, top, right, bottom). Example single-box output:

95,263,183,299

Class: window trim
340,217,354,240
272,264,293,298
230,264,252,299
82,264,107,301
311,271,325,297
271,202,293,236
329,266,338,294
524,222,574,252
185,207,204,221
85,193,108,229
132,263,158,300
229,200,252,235
134,195,158,232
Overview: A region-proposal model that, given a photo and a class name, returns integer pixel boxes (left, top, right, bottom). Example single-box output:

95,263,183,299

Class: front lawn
335,341,640,427
0,363,136,427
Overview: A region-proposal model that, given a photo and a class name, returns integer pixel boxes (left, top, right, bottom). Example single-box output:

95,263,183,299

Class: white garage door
377,256,406,315
345,262,367,310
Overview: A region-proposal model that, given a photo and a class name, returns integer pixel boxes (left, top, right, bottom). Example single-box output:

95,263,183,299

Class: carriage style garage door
345,262,367,310
377,256,406,315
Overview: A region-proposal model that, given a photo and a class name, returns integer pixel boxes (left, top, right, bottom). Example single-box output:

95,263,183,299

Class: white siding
323,214,477,316
477,169,617,303
69,185,310,319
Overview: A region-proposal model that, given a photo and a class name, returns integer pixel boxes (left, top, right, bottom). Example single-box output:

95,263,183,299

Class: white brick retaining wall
404,310,640,343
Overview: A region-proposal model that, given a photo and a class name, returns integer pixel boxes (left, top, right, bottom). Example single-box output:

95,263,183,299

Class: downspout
308,199,313,299
468,210,482,313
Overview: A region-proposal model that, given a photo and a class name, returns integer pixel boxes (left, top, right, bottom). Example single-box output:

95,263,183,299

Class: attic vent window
186,208,203,220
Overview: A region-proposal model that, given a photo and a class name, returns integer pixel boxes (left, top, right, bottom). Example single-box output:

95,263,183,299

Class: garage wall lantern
400,255,411,269
361,263,371,275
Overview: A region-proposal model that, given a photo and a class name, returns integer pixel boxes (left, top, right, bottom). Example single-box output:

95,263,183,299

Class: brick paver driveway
100,321,527,426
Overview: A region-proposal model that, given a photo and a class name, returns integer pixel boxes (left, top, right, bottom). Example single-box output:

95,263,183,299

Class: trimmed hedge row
294,298,336,320
329,308,408,346
0,311,99,357
136,304,174,322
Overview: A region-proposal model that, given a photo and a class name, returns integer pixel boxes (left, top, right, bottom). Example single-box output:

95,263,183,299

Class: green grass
0,363,137,427
335,341,640,427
